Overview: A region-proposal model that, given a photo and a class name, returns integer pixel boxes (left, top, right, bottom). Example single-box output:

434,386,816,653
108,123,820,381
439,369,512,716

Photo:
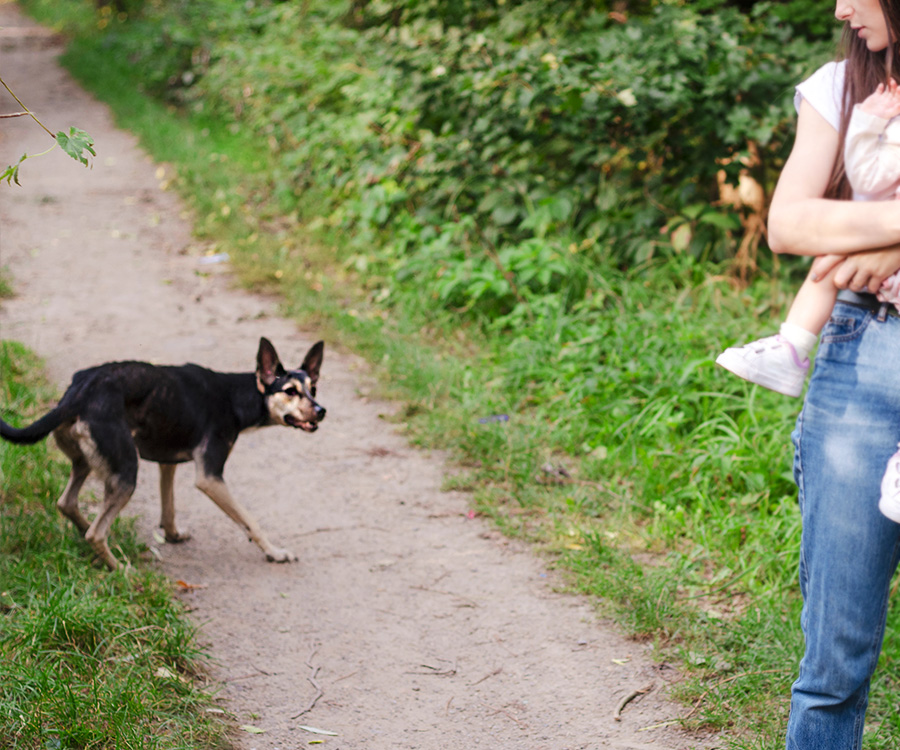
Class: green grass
0,341,232,749
0,269,14,300
14,2,900,746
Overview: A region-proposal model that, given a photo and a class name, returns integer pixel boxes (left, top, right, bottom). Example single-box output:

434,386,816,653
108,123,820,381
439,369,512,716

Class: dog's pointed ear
300,341,324,384
256,337,285,388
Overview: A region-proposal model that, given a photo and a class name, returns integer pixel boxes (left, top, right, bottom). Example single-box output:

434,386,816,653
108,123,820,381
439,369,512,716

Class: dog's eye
284,386,299,397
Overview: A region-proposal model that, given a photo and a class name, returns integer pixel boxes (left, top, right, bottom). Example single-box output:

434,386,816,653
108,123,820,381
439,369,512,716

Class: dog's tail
0,407,68,445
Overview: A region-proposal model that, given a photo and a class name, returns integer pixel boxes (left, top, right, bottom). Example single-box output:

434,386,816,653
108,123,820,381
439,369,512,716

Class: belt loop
878,302,889,322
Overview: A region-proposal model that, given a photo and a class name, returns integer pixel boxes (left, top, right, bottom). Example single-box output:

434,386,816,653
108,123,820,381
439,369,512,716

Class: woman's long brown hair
830,1,900,198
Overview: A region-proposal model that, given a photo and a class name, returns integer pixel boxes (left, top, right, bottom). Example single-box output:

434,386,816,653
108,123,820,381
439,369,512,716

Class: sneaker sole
715,350,804,398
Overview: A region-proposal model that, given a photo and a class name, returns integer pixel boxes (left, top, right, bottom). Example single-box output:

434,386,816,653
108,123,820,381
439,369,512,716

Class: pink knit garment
878,272,900,311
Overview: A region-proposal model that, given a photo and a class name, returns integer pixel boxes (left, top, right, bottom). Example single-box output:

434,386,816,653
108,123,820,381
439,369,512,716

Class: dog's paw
163,528,192,544
265,547,298,563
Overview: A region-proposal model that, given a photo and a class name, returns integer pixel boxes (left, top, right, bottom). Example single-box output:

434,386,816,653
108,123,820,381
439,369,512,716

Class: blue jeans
786,301,900,749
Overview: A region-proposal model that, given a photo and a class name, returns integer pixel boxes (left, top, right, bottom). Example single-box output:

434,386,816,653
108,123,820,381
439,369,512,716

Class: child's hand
818,248,900,294
859,79,900,120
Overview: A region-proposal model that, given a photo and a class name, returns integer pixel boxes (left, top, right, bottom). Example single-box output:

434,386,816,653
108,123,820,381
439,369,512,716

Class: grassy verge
0,341,232,749
16,2,900,747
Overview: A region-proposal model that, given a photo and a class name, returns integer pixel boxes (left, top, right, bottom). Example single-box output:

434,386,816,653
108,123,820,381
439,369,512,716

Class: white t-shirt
793,59,900,306
794,60,845,132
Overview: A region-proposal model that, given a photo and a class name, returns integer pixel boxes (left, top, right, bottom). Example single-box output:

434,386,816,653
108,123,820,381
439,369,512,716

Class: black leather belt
836,289,899,318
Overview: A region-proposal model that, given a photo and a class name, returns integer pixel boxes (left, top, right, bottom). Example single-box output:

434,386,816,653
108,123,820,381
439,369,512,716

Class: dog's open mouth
286,415,318,432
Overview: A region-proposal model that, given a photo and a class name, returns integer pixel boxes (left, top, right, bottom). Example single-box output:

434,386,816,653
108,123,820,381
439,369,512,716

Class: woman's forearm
768,197,900,256
768,100,900,257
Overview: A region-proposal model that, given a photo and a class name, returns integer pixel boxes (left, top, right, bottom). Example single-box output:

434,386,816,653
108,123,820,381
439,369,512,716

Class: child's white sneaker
879,444,900,523
715,334,809,398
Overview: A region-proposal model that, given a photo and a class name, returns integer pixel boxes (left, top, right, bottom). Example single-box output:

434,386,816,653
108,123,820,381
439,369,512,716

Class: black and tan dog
0,338,325,570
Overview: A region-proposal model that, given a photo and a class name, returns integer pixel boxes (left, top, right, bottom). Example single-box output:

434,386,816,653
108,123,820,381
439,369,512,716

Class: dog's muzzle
286,404,326,432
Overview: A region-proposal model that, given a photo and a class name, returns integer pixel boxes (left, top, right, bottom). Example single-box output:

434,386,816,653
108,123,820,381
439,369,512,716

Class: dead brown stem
291,645,324,719
614,682,654,721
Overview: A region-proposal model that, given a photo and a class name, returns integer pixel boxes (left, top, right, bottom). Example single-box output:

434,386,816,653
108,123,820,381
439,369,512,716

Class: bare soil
0,4,719,748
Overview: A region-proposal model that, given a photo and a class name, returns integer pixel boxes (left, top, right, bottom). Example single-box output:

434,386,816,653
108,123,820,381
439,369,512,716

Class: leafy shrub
159,0,830,326
76,0,835,329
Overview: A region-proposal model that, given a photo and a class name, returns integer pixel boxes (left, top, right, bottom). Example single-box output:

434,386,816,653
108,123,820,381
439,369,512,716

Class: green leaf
491,204,520,226
681,203,707,221
1,154,26,186
55,127,95,168
698,211,741,231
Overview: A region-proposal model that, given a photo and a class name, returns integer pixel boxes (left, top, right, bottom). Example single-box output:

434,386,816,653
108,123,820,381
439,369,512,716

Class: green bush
76,0,835,325
131,0,829,325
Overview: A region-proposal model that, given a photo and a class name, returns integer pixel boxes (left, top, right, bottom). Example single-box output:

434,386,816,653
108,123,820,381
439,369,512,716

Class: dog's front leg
194,471,297,563
159,463,192,543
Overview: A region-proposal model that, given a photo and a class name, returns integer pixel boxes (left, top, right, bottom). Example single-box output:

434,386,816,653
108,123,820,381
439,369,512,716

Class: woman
767,1,900,747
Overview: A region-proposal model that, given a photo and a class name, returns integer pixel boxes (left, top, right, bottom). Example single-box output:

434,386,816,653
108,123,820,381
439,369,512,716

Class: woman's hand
811,247,900,292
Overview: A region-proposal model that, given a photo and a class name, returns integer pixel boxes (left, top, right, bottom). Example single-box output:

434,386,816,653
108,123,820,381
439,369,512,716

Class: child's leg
715,265,839,398
775,266,839,364
784,265,840,335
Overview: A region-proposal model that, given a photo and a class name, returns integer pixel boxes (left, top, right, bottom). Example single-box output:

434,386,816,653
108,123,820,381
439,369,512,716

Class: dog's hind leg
84,473,136,570
158,463,191,543
52,423,93,535
82,423,140,570
194,467,297,563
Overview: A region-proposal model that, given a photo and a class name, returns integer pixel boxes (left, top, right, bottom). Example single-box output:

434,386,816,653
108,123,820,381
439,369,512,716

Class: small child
716,78,900,523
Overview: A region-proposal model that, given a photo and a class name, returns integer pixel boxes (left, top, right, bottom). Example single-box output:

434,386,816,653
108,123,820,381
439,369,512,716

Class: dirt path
0,5,718,748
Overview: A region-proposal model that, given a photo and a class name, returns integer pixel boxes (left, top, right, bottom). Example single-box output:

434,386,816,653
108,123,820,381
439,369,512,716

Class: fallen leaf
154,666,188,683
240,725,266,734
175,580,208,591
298,725,339,736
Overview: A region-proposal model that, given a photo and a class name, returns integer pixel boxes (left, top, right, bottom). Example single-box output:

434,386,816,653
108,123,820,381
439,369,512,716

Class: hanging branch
1,75,95,185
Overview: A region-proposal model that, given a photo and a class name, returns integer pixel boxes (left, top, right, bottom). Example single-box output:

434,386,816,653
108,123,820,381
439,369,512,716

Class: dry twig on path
291,645,324,719
226,664,271,683
481,702,528,729
613,682,655,721
468,667,503,686
406,661,458,677
410,584,478,609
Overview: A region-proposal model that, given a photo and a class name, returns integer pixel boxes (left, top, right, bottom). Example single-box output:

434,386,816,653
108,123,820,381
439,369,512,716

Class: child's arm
845,81,900,197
